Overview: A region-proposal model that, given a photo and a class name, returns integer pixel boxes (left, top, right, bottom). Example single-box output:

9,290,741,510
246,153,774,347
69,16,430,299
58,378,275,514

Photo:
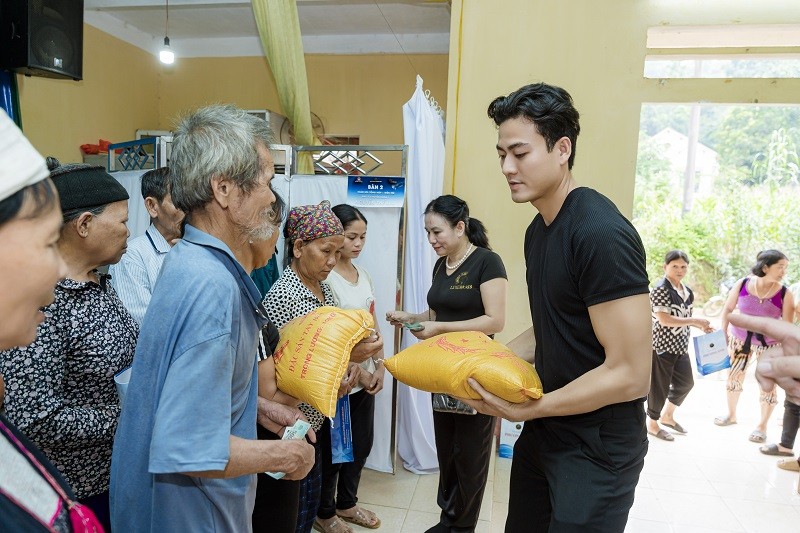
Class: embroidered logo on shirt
450,271,473,290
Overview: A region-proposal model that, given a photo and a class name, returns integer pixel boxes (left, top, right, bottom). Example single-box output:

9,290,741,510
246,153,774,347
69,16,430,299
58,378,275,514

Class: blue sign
347,175,405,208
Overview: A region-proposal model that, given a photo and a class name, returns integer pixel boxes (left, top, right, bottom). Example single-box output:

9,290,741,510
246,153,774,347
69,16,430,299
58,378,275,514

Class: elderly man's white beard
248,214,279,242
249,223,277,243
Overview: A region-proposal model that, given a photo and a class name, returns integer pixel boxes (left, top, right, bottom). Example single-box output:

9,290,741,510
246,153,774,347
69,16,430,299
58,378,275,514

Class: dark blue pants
295,440,322,533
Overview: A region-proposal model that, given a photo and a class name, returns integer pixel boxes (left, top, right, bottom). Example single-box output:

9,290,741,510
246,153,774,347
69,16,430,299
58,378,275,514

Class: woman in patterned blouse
647,250,713,441
0,160,138,531
263,200,383,533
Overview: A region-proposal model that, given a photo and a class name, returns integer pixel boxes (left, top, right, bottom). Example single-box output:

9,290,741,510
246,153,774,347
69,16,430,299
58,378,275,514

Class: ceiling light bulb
160,36,175,64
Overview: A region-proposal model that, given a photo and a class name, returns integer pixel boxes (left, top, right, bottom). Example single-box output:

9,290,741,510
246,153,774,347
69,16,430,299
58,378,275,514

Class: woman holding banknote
387,194,507,533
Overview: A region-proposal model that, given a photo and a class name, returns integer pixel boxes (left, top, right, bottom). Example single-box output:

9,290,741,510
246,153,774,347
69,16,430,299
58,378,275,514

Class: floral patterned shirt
0,274,138,499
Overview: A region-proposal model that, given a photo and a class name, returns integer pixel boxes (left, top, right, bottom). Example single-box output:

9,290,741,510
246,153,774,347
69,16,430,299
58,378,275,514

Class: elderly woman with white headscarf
0,157,137,531
0,110,104,532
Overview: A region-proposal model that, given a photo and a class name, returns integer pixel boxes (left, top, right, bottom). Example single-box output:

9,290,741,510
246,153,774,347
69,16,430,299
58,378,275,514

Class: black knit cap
48,163,129,212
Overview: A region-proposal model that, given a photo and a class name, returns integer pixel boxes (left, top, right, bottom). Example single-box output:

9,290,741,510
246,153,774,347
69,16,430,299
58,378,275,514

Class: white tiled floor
352,373,800,532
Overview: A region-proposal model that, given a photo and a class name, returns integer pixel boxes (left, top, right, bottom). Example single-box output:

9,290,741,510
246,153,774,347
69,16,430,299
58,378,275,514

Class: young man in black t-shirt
462,83,653,532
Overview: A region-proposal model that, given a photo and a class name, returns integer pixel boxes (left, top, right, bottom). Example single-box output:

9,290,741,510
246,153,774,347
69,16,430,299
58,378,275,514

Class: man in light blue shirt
109,105,315,533
109,167,184,324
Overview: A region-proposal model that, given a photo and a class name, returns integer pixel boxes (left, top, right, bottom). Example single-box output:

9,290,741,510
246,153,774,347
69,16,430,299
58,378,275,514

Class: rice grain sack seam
384,331,542,403
274,306,374,417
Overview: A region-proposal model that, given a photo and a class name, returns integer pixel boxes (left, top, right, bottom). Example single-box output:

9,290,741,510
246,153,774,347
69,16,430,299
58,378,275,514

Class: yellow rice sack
384,331,542,402
274,306,374,417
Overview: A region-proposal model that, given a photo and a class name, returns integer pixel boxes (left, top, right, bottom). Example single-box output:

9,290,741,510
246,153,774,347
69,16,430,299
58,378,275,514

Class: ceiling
83,0,452,58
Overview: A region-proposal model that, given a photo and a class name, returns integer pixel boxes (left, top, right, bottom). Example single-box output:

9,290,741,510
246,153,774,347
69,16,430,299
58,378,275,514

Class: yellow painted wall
16,24,449,169
16,24,161,163
444,0,800,341
157,54,448,158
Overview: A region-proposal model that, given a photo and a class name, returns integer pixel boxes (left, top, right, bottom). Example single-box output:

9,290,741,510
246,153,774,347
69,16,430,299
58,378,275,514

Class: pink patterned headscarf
285,200,344,242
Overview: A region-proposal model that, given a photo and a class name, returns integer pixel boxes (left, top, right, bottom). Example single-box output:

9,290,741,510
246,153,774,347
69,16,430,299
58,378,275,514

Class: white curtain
112,170,151,240
272,173,400,473
397,75,445,474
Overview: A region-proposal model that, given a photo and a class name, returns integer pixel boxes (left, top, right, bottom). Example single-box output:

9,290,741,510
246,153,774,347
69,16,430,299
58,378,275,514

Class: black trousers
647,350,694,420
432,409,494,532
253,426,301,533
780,399,800,450
318,389,376,519
506,402,648,533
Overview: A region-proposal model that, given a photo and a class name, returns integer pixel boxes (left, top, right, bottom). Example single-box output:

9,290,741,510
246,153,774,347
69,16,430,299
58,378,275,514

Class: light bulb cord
165,0,169,38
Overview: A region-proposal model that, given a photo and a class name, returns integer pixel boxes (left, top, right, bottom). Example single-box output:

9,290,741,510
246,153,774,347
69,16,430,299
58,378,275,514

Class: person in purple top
716,250,795,445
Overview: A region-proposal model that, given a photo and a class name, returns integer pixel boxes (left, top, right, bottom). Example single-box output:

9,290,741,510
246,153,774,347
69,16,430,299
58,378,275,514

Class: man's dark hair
487,83,581,170
141,167,170,202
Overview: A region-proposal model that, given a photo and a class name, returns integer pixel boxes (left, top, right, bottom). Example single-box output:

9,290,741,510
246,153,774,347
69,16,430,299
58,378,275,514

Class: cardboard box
82,153,109,170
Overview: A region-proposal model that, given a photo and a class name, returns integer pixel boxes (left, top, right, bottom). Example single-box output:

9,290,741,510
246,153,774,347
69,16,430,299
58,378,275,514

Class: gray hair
170,104,274,214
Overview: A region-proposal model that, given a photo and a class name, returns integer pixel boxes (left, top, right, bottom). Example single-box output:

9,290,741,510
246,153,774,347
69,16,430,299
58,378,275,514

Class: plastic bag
384,331,543,402
274,306,374,417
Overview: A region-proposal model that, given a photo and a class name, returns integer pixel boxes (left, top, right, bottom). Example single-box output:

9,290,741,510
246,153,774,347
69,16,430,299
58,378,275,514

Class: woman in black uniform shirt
387,194,507,533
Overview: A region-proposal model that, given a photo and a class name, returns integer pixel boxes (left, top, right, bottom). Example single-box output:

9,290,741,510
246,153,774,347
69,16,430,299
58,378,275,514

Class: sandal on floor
760,443,794,456
648,429,674,441
749,430,767,443
777,458,800,472
336,506,381,529
714,415,737,426
661,421,687,435
313,517,353,533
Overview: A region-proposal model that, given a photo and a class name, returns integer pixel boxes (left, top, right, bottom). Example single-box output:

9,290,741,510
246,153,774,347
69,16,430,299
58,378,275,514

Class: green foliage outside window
633,111,800,301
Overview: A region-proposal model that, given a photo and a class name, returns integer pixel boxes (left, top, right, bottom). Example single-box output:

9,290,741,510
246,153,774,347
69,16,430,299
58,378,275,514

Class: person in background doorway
755,282,800,470
715,250,794,445
646,250,713,441
109,167,184,324
730,312,800,475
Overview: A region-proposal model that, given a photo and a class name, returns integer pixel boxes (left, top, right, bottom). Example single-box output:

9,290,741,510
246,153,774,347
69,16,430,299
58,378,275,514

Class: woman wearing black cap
0,159,138,531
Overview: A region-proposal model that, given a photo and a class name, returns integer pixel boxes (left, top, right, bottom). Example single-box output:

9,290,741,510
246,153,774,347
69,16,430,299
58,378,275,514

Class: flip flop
336,506,381,530
648,429,674,441
661,421,687,435
749,430,767,443
714,416,737,427
760,444,793,456
313,517,352,533
777,458,800,472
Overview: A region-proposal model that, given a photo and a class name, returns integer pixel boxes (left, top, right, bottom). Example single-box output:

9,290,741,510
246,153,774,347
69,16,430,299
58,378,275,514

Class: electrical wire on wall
374,2,420,78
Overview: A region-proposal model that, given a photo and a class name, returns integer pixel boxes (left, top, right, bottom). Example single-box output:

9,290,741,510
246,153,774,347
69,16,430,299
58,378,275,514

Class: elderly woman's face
295,235,345,283
89,200,130,266
0,198,67,349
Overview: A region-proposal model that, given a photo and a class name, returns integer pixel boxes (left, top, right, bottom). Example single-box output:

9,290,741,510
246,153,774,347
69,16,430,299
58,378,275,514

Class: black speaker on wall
0,0,84,81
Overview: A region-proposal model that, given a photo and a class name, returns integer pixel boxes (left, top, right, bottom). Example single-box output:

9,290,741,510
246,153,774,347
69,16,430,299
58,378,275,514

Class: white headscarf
0,109,48,202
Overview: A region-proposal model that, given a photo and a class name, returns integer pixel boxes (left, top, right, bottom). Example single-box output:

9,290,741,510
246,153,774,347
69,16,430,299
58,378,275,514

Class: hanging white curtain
112,170,151,241
397,75,445,474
